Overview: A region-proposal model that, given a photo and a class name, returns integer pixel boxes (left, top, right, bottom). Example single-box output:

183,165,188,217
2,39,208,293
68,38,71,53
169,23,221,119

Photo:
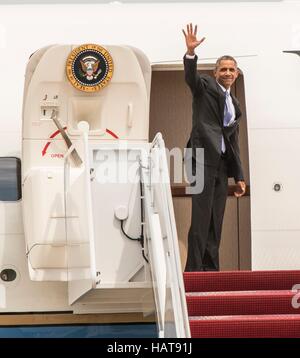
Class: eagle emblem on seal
66,44,114,92
80,56,102,81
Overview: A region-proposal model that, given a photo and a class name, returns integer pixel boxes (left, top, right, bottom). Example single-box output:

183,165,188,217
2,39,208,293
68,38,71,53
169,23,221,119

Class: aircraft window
0,158,21,201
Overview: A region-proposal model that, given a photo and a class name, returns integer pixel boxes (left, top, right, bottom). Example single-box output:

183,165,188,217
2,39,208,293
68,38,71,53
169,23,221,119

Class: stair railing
141,132,191,338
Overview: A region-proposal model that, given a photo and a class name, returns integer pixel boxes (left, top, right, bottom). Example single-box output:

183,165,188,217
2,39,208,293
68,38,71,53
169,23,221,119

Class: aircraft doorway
149,64,251,271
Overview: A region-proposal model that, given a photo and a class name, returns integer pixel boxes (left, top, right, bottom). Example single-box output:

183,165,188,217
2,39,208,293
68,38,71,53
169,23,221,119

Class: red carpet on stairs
183,270,300,338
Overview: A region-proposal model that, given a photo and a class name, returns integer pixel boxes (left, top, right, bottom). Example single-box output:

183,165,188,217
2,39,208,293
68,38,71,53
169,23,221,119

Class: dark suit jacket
184,55,244,182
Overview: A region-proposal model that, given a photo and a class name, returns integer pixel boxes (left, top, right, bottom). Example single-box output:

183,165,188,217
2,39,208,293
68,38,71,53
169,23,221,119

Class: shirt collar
216,81,230,94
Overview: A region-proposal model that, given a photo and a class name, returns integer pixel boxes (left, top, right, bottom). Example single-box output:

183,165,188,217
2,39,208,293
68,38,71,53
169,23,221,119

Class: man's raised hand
182,23,205,56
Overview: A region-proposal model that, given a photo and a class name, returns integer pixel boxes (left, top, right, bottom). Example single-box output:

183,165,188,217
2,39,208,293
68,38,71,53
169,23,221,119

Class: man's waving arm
182,23,206,94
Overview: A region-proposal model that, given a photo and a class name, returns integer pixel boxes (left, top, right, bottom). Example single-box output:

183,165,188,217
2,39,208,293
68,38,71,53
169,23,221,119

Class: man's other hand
234,181,246,198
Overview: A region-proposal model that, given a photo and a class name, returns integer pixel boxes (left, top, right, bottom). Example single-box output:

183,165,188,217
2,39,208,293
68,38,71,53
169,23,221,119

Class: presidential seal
66,44,113,92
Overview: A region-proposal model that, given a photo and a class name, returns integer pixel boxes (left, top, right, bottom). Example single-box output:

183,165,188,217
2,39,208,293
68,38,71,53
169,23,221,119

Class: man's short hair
215,55,237,69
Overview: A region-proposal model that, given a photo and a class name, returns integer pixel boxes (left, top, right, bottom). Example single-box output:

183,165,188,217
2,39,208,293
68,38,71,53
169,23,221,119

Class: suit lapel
213,80,242,124
231,95,242,119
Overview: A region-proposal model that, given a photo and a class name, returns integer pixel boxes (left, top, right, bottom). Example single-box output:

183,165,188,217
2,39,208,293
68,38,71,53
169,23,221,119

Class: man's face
214,60,239,89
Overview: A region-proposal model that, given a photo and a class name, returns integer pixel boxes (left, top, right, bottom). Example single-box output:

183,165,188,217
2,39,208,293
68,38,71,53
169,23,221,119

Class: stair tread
189,314,300,321
189,314,300,337
184,270,300,276
184,270,300,292
186,290,294,297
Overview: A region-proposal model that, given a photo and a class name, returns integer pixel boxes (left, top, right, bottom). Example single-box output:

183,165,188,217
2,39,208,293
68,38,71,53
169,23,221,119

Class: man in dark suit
182,23,246,271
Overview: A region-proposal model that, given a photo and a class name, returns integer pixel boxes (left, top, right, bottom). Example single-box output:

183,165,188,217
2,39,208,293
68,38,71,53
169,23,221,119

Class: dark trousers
185,156,228,271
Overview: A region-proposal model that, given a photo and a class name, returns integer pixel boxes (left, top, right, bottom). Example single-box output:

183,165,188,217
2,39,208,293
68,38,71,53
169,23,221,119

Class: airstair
22,44,190,337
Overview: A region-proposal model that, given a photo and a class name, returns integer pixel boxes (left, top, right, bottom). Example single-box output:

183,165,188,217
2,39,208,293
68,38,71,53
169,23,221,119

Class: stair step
189,314,300,338
184,270,300,292
186,290,298,316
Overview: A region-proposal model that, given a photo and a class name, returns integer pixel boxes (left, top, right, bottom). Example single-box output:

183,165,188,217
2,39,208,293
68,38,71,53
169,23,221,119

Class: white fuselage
0,1,299,313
